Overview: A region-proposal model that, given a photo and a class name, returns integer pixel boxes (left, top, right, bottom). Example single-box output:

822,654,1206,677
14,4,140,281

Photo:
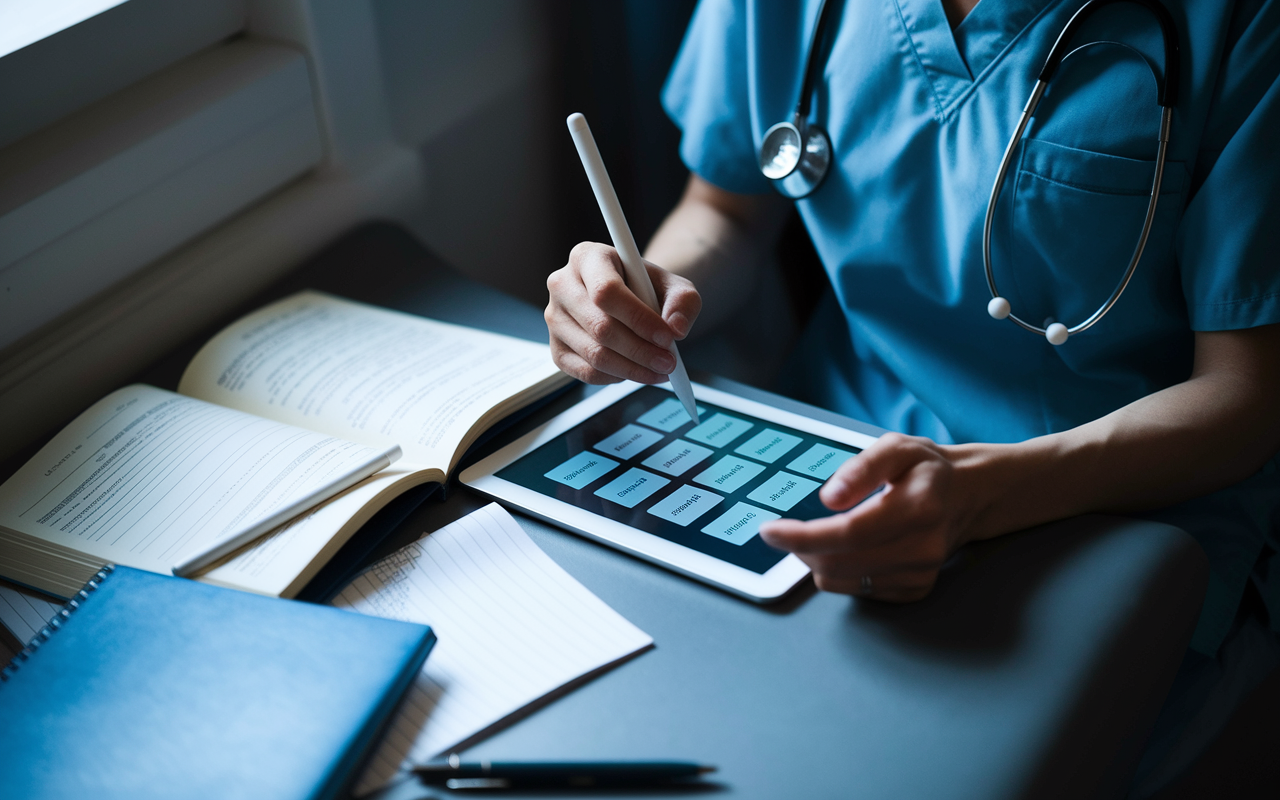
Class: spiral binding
1,564,115,682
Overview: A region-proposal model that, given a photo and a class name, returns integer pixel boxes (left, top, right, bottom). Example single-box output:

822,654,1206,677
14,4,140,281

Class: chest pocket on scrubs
1001,137,1187,332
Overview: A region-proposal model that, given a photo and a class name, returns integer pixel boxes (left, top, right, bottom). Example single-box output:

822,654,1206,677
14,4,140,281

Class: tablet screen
495,386,861,573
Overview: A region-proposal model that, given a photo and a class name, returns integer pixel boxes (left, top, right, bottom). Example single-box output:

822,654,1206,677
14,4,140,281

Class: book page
334,504,653,794
178,291,568,475
198,466,420,598
0,385,390,581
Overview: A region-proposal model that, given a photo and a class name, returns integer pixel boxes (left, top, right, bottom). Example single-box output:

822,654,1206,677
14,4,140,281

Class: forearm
959,327,1280,540
643,176,788,337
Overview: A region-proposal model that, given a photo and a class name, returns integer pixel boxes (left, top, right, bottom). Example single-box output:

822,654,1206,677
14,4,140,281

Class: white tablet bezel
460,381,881,603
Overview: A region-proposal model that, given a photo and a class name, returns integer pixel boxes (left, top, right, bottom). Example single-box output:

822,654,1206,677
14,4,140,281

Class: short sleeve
661,0,773,195
1176,4,1280,331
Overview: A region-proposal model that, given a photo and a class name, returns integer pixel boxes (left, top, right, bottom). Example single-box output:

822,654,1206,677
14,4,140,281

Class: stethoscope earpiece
987,297,1012,321
1045,323,1070,346
987,297,1069,344
980,0,1180,345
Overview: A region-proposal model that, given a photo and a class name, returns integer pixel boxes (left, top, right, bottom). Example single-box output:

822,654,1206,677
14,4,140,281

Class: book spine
1,564,114,682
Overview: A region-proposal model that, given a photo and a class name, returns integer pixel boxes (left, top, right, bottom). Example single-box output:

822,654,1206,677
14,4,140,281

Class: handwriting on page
363,546,419,616
333,503,653,794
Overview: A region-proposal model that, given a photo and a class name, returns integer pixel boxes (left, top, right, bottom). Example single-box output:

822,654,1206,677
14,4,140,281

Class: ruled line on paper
0,581,63,644
334,503,654,794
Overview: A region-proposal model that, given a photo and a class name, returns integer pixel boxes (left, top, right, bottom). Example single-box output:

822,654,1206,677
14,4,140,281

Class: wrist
946,436,1076,543
946,442,1009,544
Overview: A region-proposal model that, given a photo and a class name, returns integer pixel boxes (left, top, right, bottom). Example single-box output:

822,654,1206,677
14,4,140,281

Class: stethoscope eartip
1046,323,1069,345
987,297,1012,320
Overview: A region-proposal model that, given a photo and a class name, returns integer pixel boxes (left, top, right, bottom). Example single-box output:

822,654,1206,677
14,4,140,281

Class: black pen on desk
414,758,716,790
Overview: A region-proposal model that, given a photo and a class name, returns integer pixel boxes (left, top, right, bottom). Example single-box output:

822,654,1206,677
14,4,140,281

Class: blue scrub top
662,0,1280,654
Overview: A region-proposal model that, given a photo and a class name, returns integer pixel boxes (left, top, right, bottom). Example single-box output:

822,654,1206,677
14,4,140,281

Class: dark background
548,0,699,252
544,0,829,329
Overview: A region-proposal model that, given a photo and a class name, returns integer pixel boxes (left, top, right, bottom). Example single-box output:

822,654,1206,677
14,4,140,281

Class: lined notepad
0,581,60,644
335,503,653,793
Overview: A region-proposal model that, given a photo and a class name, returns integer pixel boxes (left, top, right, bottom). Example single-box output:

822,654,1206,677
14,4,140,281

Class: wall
371,0,561,306
369,0,700,307
0,0,720,466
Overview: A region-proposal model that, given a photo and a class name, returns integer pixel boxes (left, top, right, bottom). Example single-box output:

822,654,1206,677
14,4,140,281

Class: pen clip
445,778,510,790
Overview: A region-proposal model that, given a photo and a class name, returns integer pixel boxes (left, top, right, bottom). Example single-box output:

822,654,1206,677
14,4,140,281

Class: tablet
460,382,880,602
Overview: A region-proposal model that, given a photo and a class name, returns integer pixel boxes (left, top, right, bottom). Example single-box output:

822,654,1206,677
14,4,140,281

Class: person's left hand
758,433,983,601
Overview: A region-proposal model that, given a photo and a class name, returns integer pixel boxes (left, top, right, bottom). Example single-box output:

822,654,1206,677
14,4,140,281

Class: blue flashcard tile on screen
787,443,857,481
636,398,706,432
544,451,619,490
591,424,664,460
685,413,753,448
641,439,713,476
701,502,780,545
692,455,765,494
746,472,821,512
733,429,803,464
647,484,724,527
593,468,670,508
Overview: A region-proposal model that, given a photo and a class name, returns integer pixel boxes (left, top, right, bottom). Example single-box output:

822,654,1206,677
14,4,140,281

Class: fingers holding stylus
546,242,700,385
647,260,701,341
549,321,659,385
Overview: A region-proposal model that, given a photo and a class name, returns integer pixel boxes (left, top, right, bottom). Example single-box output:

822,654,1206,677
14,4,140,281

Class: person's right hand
545,242,702,384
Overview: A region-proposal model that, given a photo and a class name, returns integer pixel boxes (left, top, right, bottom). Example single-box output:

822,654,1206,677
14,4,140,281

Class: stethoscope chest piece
761,0,1182,346
759,0,837,199
760,118,832,199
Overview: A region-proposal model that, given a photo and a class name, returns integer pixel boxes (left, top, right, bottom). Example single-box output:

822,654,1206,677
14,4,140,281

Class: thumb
819,434,922,510
646,260,702,340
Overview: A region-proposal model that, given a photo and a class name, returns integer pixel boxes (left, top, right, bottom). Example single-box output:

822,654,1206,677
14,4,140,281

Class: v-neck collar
954,0,1052,77
891,0,1058,116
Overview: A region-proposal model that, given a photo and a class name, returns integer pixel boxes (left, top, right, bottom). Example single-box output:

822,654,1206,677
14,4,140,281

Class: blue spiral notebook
0,565,435,800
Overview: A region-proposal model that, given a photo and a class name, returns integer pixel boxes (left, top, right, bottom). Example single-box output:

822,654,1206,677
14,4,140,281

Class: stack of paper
335,503,653,793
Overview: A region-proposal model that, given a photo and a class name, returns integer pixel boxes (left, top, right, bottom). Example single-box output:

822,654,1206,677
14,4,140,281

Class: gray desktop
140,223,1207,799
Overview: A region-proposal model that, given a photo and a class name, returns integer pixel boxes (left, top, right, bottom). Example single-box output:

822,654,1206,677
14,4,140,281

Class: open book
0,291,570,600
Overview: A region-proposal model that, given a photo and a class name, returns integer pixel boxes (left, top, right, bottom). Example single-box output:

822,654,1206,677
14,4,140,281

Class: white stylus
566,112,700,425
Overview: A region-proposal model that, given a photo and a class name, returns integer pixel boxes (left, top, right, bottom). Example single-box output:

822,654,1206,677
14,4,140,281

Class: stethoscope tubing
981,0,1179,343
760,0,1183,344
982,94,1173,339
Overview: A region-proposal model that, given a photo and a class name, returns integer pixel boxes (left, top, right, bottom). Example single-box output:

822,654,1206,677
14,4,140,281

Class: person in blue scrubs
544,0,1280,792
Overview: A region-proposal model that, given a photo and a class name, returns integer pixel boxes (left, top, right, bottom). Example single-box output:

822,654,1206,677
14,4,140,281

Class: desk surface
153,224,1207,800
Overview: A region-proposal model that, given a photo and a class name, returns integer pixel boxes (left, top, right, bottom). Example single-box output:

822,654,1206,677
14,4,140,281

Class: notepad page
334,503,653,793
0,581,60,644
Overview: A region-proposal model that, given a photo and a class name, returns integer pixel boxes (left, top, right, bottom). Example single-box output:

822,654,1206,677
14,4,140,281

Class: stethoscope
758,0,1181,345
